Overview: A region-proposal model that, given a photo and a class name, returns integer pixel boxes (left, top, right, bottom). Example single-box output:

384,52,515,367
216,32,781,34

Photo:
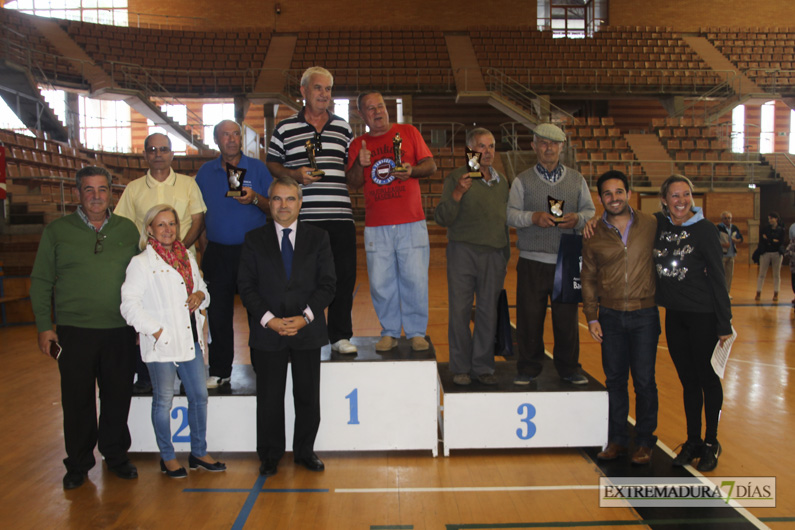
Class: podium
438,360,608,456
129,337,440,456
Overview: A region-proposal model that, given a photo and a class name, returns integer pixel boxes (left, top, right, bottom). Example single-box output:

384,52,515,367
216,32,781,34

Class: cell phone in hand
49,340,62,360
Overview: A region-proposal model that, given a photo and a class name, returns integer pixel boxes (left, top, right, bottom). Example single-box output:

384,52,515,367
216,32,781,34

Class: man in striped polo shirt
267,66,358,354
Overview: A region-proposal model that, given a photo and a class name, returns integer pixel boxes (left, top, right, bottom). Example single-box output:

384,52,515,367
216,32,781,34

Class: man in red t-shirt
347,91,437,352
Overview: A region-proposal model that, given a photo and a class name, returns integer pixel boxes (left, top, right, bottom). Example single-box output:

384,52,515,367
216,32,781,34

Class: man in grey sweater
506,123,595,385
435,128,510,386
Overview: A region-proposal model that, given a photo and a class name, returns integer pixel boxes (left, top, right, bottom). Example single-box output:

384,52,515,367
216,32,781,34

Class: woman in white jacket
121,204,225,478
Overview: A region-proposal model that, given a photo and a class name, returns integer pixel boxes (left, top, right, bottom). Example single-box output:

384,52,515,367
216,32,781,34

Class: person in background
715,211,742,297
755,211,785,302
653,175,731,472
121,204,225,478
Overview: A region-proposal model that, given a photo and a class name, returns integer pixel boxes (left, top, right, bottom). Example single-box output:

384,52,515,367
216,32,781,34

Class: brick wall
609,0,794,31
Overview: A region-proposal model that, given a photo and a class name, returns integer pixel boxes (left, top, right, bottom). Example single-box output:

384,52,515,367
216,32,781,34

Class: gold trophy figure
465,147,483,178
305,139,325,178
548,195,565,224
392,133,409,174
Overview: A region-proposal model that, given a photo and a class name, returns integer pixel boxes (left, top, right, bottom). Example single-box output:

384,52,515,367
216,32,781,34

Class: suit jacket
238,220,336,352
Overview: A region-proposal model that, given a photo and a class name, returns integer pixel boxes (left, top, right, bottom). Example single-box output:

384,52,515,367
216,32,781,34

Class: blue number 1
516,403,537,440
172,406,190,442
345,389,360,425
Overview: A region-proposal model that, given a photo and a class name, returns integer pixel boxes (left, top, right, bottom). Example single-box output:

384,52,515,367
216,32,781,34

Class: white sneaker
206,376,231,389
331,339,358,354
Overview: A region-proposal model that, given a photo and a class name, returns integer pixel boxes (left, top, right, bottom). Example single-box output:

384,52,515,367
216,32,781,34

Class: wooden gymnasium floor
1,256,794,529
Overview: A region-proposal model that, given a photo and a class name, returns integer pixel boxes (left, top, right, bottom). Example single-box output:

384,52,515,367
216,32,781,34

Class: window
333,99,349,124
5,0,129,26
79,96,131,152
40,88,68,126
202,103,235,146
537,0,606,38
148,104,188,154
760,100,775,154
0,98,34,136
731,104,745,153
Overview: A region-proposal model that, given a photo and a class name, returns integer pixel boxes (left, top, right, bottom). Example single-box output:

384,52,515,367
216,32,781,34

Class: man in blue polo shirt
196,119,272,390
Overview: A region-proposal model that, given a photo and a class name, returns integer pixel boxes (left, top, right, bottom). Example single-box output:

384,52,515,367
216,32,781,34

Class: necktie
281,227,293,280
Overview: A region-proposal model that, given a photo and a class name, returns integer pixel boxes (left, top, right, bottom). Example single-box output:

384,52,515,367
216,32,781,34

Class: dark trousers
665,309,723,444
515,257,580,378
57,325,136,473
311,220,357,343
202,241,242,379
599,306,660,447
250,347,321,461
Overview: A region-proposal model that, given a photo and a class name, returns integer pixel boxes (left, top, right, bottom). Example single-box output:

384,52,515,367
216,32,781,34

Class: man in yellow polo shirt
115,132,207,393
115,132,206,253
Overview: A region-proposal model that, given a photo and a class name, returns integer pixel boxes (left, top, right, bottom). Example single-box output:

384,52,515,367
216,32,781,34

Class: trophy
225,163,246,197
548,195,565,223
465,147,483,178
305,139,325,178
391,133,409,174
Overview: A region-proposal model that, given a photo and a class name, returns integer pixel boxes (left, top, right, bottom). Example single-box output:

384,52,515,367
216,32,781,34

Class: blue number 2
172,406,190,442
516,403,537,440
345,388,360,425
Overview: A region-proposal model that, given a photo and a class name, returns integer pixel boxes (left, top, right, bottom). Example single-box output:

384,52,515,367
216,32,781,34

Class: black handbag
493,289,514,357
552,232,583,304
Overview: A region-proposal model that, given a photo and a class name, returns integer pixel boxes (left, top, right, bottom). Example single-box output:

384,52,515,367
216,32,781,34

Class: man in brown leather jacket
581,170,660,465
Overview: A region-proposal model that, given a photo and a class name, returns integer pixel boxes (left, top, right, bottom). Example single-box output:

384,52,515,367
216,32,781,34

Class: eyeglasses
145,146,171,154
94,232,107,254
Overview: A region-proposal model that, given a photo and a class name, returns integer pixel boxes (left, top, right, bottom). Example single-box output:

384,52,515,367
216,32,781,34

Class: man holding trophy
267,66,358,355
346,91,437,352
434,128,510,385
195,120,272,390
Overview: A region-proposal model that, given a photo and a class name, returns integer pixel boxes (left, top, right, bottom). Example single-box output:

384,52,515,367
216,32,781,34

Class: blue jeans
364,220,430,338
598,306,660,447
146,344,208,461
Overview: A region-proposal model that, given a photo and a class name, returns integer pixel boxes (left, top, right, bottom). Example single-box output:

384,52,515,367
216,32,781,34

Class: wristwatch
302,311,311,325
252,194,259,206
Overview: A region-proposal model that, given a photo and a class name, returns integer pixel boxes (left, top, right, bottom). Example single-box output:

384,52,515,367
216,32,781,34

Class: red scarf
149,238,194,296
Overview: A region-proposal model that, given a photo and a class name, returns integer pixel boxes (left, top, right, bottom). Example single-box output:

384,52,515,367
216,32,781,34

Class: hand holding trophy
465,147,483,178
305,139,325,179
391,133,410,177
225,163,246,197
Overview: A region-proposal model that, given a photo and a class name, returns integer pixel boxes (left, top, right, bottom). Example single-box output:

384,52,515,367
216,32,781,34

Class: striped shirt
267,109,354,223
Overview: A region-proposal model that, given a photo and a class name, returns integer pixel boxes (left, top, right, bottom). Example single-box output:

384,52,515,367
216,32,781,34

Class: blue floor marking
182,475,329,530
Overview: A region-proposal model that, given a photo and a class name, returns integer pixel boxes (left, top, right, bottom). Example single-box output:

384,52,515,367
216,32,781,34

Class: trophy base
226,191,243,197
310,169,325,177
552,218,564,224
391,167,409,174
467,171,483,179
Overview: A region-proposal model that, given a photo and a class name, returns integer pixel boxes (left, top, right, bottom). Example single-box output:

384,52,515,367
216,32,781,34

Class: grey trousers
446,241,507,376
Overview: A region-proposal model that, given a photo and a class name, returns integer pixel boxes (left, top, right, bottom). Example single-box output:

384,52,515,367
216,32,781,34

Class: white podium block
129,337,439,456
439,361,608,456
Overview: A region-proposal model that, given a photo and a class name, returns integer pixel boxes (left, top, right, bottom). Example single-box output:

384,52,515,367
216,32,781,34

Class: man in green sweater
435,128,510,385
30,166,140,490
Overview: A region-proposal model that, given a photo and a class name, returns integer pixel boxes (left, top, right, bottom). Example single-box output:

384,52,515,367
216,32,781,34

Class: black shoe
132,380,152,395
259,459,278,476
672,440,703,467
294,453,325,472
108,460,138,479
189,454,227,472
696,441,721,472
63,470,86,490
159,459,187,479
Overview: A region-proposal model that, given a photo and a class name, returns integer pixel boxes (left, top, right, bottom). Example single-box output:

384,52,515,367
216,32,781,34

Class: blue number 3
516,403,537,440
172,406,190,443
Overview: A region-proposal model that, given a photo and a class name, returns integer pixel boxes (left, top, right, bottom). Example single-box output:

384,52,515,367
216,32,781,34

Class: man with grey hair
267,66,357,354
115,131,207,393
715,210,743,294
196,119,273,389
435,128,510,385
507,123,595,385
30,166,141,489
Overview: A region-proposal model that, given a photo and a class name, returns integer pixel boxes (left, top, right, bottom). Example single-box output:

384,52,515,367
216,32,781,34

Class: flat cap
533,123,566,142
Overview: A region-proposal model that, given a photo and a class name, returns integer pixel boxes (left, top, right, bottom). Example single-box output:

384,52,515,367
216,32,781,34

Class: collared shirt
480,166,500,186
76,205,110,232
114,169,207,249
535,162,564,183
260,220,314,328
601,207,635,246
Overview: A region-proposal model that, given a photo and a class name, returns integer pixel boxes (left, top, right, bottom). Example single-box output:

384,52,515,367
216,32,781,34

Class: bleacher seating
469,25,722,94
290,28,453,94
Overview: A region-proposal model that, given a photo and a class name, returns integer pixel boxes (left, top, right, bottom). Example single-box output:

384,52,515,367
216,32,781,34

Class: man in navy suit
238,177,336,476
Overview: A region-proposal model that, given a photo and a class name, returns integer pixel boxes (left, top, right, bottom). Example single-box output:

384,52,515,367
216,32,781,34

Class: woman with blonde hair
121,204,225,477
